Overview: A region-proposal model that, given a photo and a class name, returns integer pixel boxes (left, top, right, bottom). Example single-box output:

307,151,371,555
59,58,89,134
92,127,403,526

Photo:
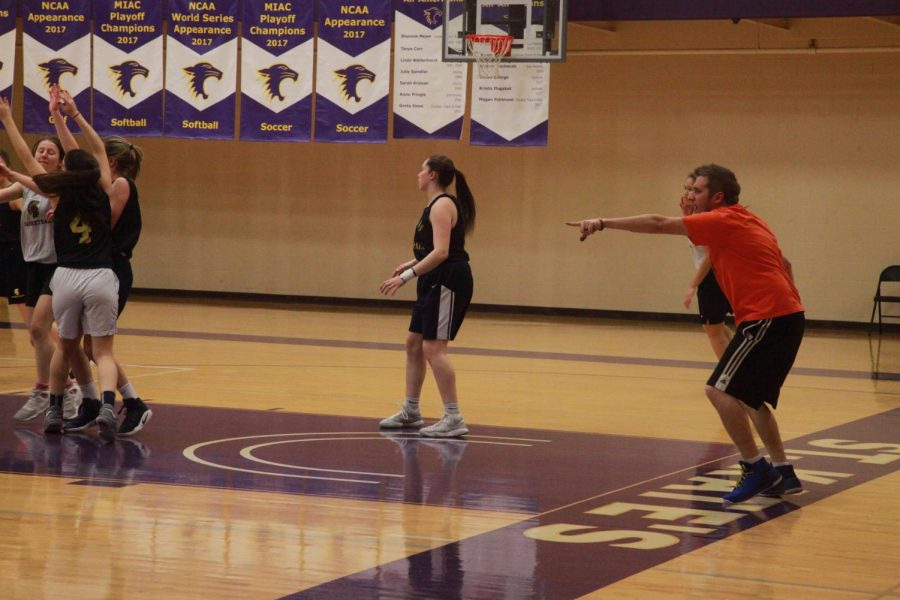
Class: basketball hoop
465,34,513,78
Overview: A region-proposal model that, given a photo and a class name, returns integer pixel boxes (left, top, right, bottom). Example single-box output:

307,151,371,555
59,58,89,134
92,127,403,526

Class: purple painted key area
3,397,897,597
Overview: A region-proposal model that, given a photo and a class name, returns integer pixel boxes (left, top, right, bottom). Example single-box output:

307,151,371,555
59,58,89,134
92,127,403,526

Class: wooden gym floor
0,297,898,599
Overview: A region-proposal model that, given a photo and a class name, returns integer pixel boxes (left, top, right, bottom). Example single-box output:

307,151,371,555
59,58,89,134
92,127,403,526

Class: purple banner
21,0,91,134
392,1,465,140
164,0,238,140
240,0,314,142
92,0,163,137
0,1,15,110
314,0,391,143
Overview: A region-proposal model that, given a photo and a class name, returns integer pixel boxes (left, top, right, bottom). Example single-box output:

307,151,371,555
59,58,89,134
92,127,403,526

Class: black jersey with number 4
53,187,113,269
412,193,469,263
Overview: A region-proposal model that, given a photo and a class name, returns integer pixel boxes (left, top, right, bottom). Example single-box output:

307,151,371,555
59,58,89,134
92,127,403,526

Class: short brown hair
693,164,740,205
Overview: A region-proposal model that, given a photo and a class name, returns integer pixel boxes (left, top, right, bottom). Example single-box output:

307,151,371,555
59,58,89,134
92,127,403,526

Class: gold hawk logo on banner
334,64,375,103
423,7,443,25
183,62,223,100
38,58,78,89
69,217,91,244
258,64,299,102
110,60,150,98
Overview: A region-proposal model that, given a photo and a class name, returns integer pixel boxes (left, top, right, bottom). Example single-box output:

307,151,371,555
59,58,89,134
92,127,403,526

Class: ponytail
426,155,476,235
452,168,476,234
103,135,143,180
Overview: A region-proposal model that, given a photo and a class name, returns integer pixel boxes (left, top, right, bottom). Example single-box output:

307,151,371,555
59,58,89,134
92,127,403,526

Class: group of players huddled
1,85,151,443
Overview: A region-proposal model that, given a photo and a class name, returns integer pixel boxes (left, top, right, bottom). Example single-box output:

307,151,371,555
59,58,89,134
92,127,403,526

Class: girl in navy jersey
0,149,28,325
0,88,126,442
51,111,151,436
379,155,475,438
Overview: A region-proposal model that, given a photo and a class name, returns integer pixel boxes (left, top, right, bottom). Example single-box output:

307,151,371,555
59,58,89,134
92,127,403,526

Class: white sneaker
14,389,50,422
63,383,83,420
419,413,469,438
379,406,424,429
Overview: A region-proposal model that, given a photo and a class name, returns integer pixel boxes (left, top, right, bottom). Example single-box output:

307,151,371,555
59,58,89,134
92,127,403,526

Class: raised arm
49,86,79,152
0,97,45,175
57,88,111,195
109,177,131,227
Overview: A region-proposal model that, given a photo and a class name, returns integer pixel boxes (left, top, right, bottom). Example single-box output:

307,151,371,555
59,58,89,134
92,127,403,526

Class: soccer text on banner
240,0,314,143
315,0,391,144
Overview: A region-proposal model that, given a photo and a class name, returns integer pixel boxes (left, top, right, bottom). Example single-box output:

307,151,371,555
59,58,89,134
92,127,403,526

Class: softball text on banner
0,0,14,110
240,0,314,142
22,0,91,134
315,0,391,144
165,0,238,140
470,63,550,147
93,0,164,137
392,0,464,140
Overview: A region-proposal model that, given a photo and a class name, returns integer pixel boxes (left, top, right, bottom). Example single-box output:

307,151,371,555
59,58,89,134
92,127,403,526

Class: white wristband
399,268,416,283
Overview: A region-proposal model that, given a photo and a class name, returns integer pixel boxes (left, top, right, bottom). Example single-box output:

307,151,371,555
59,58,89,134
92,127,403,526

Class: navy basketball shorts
697,270,732,325
113,253,133,316
708,311,805,409
0,243,27,304
24,261,57,307
409,262,473,341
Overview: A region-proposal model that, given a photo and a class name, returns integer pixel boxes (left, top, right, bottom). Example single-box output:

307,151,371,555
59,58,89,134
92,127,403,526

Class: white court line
185,432,548,484
0,364,194,395
117,365,196,379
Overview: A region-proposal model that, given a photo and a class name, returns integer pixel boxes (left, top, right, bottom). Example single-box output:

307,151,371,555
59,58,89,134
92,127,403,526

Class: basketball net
466,34,513,78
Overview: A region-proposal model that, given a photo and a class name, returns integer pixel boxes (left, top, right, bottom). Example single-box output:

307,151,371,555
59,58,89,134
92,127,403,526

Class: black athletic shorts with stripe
697,270,732,325
708,311,805,410
409,261,473,341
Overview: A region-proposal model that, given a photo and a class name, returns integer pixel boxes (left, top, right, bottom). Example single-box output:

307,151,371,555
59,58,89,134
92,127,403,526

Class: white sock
744,455,763,464
404,396,420,413
81,381,100,400
445,403,460,416
119,382,139,400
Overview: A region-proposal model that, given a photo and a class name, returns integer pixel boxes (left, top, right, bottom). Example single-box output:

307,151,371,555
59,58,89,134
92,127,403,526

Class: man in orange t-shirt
567,164,805,505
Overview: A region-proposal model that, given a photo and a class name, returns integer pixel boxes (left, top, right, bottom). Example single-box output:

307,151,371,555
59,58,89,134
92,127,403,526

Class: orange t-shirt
682,204,803,325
